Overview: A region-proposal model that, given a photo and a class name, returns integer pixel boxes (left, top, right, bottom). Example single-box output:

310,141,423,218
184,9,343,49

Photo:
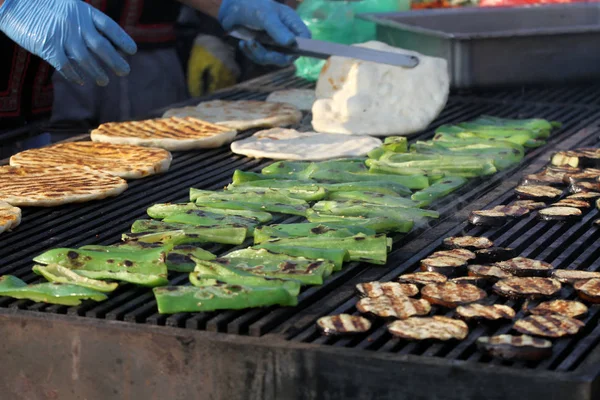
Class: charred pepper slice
327,191,421,208
0,275,107,306
411,176,468,204
252,243,348,271
123,225,247,245
253,222,376,244
33,264,119,292
147,202,272,223
312,201,439,221
225,185,327,202
305,209,414,233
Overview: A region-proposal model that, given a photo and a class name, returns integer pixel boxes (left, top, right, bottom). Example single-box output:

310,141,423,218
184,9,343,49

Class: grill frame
0,70,599,399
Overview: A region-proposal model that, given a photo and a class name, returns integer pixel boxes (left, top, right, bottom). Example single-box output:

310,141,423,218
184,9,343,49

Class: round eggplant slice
450,276,491,289
456,304,515,322
356,295,431,320
443,236,494,251
356,281,419,298
538,206,582,222
420,256,468,277
477,335,553,361
387,316,468,341
567,192,600,200
490,205,530,218
520,174,565,186
563,171,600,185
430,249,477,261
569,181,600,194
397,271,447,287
550,269,600,284
469,210,507,227
317,314,372,336
421,282,487,308
513,314,584,338
468,264,514,281
511,200,547,210
574,278,600,303
474,247,517,263
515,185,563,202
493,277,561,299
495,257,553,277
551,199,590,209
528,300,588,319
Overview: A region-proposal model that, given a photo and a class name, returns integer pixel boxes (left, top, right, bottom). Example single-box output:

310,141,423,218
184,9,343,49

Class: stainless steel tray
359,4,600,89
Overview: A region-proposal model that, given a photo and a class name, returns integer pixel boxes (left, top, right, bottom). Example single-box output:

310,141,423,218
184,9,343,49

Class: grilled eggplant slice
431,249,477,261
356,281,419,298
468,210,508,227
450,276,490,289
551,199,590,209
513,314,584,338
544,166,580,176
515,185,563,202
551,151,580,168
317,314,372,336
551,269,600,284
456,304,515,322
574,278,600,303
575,148,600,168
397,271,447,287
421,282,487,308
569,181,600,193
511,200,547,210
520,173,565,186
493,277,561,299
567,191,600,200
477,335,552,361
490,205,530,218
538,206,582,221
527,300,588,319
475,247,517,263
443,236,493,251
468,264,513,281
495,257,553,277
356,295,431,319
420,256,468,277
563,170,600,185
388,316,468,341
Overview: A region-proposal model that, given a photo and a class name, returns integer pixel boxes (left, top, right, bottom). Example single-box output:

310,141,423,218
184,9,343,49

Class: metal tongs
228,27,419,69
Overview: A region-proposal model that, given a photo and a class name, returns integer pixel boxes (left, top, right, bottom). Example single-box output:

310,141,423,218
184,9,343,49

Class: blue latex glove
218,0,311,67
0,0,137,86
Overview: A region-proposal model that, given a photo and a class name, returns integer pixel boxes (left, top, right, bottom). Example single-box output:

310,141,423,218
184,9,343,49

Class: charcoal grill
0,69,599,400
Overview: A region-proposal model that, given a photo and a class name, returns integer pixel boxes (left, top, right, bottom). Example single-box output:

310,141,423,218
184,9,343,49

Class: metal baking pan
359,4,600,89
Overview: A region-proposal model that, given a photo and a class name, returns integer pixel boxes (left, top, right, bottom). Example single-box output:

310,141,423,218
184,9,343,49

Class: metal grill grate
1,76,600,381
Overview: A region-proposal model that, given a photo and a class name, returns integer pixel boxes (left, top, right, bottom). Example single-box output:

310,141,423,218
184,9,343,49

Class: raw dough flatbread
10,142,172,180
230,128,382,160
0,201,21,234
312,41,449,136
90,117,236,151
163,100,302,130
0,166,128,207
266,89,316,111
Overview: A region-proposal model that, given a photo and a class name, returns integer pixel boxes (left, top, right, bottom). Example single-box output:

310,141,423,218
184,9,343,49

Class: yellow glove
187,35,240,97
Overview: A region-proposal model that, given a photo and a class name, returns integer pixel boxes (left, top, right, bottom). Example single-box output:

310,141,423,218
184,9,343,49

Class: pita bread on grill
162,100,303,130
90,117,237,151
266,89,316,111
0,201,21,234
10,142,172,180
0,166,128,207
230,128,382,160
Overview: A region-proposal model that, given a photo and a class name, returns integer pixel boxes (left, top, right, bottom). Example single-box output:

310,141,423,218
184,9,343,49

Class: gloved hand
0,0,137,86
218,0,311,67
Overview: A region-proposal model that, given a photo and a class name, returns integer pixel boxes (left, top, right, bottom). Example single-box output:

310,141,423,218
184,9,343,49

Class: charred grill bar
0,69,599,399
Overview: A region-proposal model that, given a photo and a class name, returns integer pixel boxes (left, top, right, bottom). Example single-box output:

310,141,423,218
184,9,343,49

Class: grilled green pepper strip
367,147,385,160
252,244,348,271
33,247,169,287
327,191,422,208
33,264,119,292
123,226,247,246
436,124,534,146
305,209,414,233
162,209,259,228
147,202,273,223
461,116,559,138
262,159,368,176
0,275,108,306
253,222,376,244
165,244,216,272
222,248,335,284
231,169,304,185
263,234,390,265
312,201,439,221
314,170,429,189
191,189,309,216
225,185,327,201
132,219,254,235
367,158,497,178
232,179,410,197
382,136,408,153
153,283,298,314
411,176,468,205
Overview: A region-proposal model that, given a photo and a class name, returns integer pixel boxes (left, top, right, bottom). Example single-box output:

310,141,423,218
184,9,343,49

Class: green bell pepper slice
253,222,375,243
33,264,119,292
252,243,348,271
382,136,408,153
147,202,273,223
326,191,422,208
0,275,107,306
124,224,247,246
312,201,439,221
225,185,327,202
305,209,414,233
193,197,308,217
411,176,468,205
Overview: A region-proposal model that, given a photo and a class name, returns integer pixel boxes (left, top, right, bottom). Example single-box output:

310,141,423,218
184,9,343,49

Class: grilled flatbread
90,117,237,151
230,128,382,161
0,201,21,234
163,100,302,130
388,316,468,341
266,89,316,111
10,142,172,180
0,166,127,207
